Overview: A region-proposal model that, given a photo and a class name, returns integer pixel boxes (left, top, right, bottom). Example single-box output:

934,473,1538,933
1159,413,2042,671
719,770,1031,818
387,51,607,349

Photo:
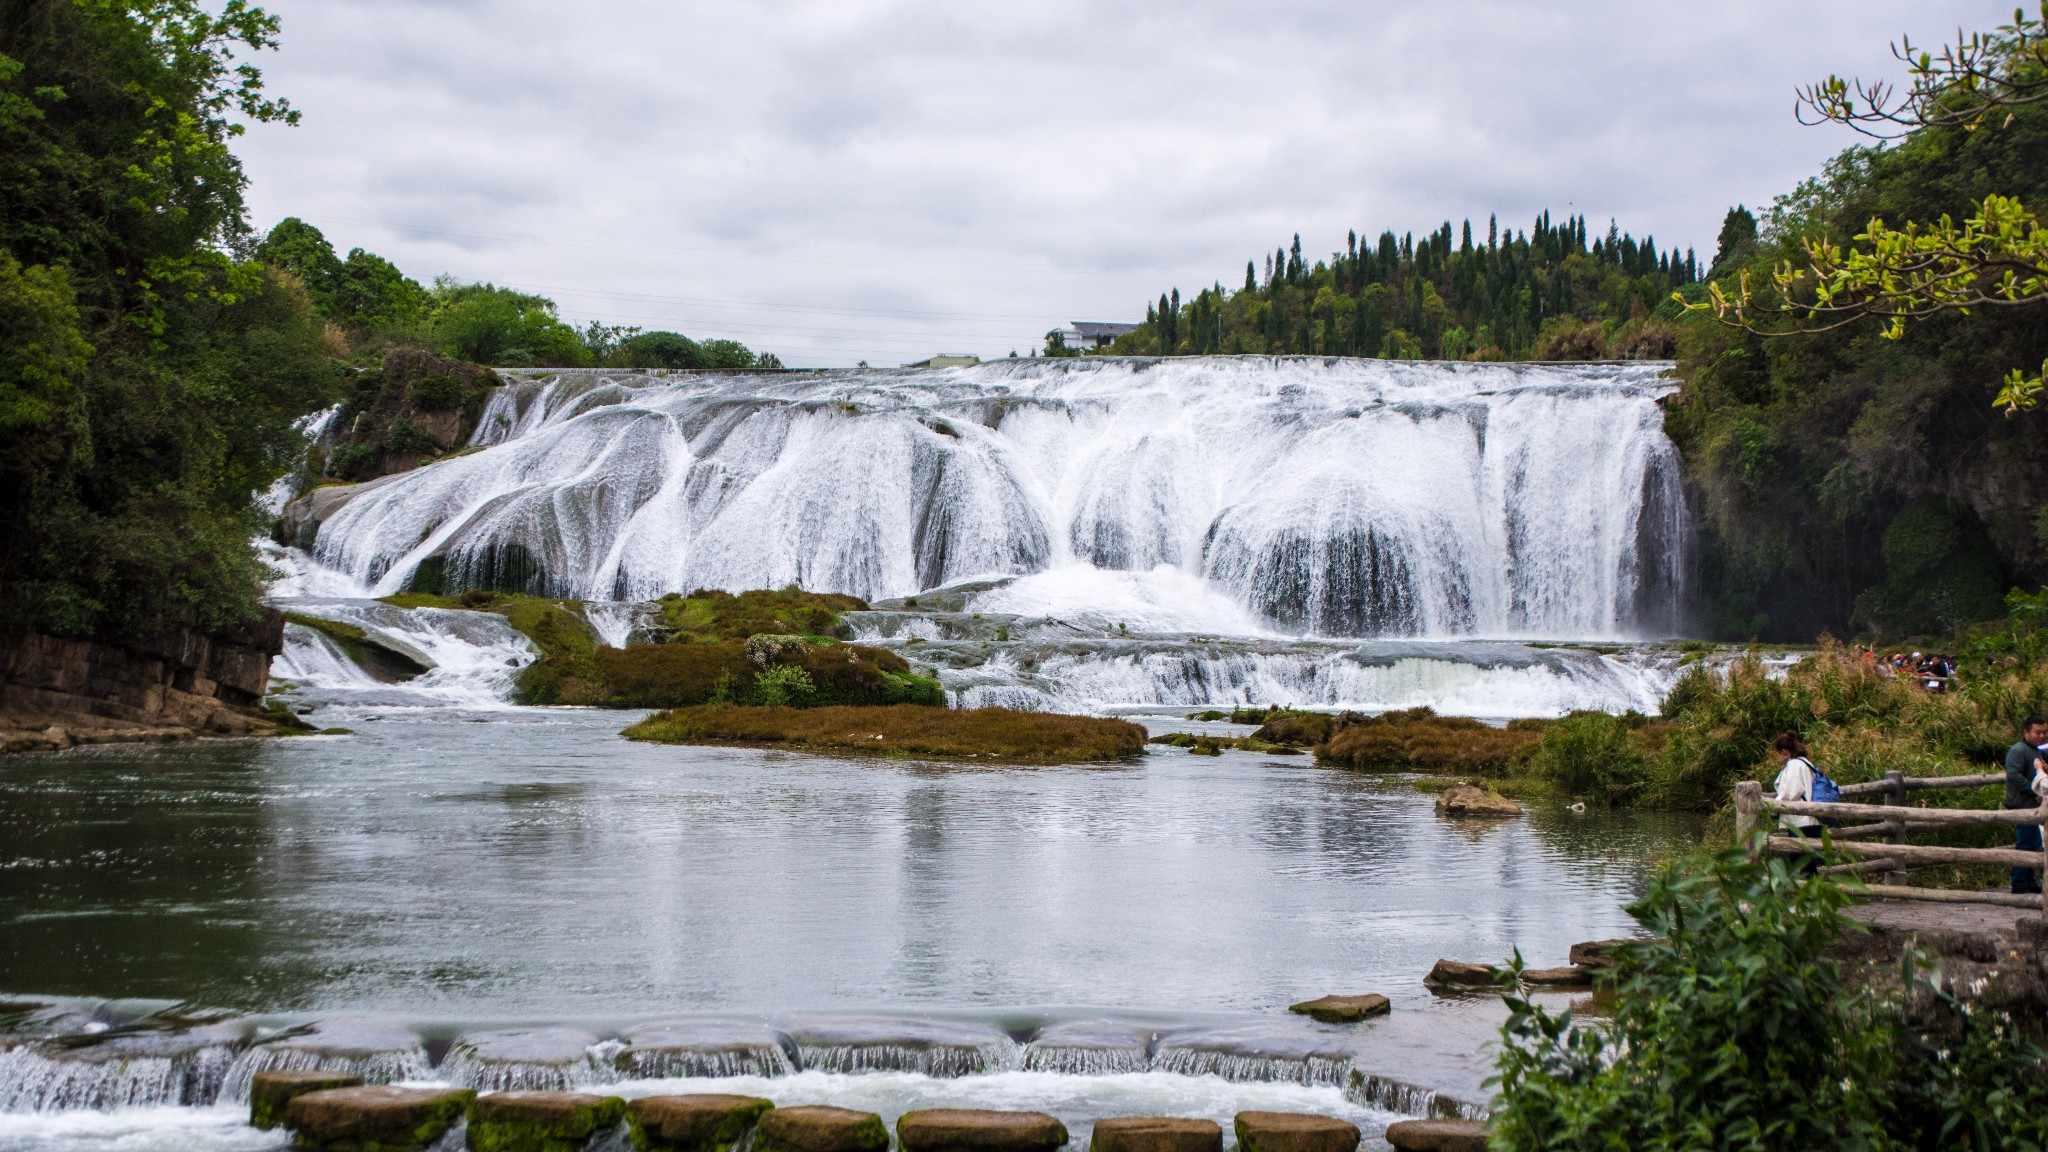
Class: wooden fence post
2038,809,2047,917
1883,770,1908,887
1736,780,1764,849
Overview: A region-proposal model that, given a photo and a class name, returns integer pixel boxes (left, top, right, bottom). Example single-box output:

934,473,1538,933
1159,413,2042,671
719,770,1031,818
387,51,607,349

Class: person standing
1769,733,1825,865
2004,716,2048,895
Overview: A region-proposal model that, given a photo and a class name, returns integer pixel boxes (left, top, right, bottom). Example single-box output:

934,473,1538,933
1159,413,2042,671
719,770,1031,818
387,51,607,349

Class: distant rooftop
1059,322,1139,350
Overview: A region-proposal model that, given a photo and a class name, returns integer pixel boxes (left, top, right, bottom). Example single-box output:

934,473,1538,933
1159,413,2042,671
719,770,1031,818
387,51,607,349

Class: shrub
622,704,1146,763
382,416,439,455
1315,707,1541,772
1491,845,2048,1151
751,664,815,708
1526,711,1653,804
326,442,380,480
409,373,464,411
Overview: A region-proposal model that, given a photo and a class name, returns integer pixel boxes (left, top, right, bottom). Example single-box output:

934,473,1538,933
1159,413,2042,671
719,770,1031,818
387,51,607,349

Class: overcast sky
237,1,1996,368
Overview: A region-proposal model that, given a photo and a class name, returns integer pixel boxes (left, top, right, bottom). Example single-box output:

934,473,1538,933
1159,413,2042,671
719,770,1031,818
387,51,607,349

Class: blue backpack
1806,760,1842,804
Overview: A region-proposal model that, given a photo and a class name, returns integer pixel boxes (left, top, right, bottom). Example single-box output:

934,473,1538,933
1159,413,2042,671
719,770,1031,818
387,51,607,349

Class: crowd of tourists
1856,648,1956,691
1770,716,2048,894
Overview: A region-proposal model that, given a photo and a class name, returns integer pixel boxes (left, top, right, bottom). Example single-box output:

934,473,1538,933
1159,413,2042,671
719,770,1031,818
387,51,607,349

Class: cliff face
0,610,294,753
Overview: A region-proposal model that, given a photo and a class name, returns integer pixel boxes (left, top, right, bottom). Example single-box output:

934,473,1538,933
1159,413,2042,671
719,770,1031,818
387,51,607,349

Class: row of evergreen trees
1097,213,1699,361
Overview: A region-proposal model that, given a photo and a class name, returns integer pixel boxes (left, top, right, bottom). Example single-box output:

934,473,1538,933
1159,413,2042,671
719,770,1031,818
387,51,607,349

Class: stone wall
0,610,290,753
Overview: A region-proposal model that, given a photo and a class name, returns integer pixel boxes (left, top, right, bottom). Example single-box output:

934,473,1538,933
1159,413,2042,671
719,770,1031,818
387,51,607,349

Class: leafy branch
1798,3,2048,138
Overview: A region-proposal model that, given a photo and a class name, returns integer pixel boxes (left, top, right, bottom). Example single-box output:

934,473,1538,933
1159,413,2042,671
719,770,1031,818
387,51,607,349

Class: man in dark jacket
2005,716,2048,894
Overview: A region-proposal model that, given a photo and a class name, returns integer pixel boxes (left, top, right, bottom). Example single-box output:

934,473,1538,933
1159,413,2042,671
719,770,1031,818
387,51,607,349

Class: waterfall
294,359,1688,641
0,1040,239,1112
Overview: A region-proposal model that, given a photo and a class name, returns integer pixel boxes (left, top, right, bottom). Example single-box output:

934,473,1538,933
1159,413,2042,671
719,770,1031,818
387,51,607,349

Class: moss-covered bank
623,704,1147,763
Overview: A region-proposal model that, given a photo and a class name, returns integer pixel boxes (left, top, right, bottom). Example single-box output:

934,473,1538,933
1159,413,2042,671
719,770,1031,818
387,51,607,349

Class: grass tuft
623,704,1147,763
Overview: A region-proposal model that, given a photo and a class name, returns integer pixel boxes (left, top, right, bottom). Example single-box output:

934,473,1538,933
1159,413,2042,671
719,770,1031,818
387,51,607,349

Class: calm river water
0,705,1700,1150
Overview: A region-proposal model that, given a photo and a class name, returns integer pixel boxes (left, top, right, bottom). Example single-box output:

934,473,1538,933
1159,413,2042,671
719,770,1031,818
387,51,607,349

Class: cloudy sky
238,1,1994,368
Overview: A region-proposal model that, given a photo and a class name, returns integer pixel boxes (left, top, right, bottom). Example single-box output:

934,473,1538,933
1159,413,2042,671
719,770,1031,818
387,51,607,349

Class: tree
1691,7,2048,413
429,281,587,367
621,330,703,369
0,0,334,639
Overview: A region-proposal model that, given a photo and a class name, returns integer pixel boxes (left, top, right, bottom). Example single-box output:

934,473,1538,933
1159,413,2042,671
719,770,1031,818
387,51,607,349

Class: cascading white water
298,359,1688,641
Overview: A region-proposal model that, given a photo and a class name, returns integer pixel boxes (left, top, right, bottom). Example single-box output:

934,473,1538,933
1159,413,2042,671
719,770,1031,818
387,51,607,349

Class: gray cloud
238,0,1998,366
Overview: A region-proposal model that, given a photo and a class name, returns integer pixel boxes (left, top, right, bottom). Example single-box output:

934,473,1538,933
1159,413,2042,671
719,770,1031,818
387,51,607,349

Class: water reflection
0,709,1701,1018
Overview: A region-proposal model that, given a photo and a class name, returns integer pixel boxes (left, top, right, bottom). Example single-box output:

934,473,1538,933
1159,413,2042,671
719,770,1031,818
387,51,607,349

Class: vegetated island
323,585,1144,763
622,703,1148,763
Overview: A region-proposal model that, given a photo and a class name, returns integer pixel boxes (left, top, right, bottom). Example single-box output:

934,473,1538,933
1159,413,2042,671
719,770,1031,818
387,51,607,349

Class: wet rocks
626,1093,775,1152
1432,784,1521,818
1567,939,1631,969
467,1090,625,1152
1422,961,1500,992
757,1104,891,1152
1231,1111,1360,1152
1151,1026,1353,1086
282,1084,474,1151
785,1017,1018,1077
441,1027,605,1091
1286,995,1389,1024
618,1022,795,1078
897,1108,1070,1152
1382,1118,1488,1152
249,1069,363,1130
1021,1020,1152,1075
1088,1117,1222,1152
224,1019,432,1099
1520,966,1594,988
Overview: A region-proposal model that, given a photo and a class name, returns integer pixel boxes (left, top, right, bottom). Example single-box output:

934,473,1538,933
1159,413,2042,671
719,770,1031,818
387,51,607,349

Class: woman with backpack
1769,733,1837,868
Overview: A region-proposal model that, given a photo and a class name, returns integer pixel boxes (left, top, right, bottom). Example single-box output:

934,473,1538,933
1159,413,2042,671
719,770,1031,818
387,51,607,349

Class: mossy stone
756,1105,890,1152
249,1069,363,1130
625,1093,774,1152
282,1085,475,1151
467,1091,626,1152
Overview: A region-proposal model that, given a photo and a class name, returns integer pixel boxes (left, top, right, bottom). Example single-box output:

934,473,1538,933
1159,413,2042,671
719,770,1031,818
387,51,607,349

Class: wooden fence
1733,772,2048,911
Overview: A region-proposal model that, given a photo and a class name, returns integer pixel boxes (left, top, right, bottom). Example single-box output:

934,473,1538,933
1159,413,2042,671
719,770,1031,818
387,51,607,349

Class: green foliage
751,663,815,708
621,330,702,368
430,280,588,367
1105,216,1696,360
1525,711,1653,804
1491,845,2048,1151
0,1,337,638
409,373,464,412
653,587,866,642
381,416,438,455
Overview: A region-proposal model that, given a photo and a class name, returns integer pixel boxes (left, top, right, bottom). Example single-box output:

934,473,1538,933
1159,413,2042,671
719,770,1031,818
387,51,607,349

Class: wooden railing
1734,772,2048,911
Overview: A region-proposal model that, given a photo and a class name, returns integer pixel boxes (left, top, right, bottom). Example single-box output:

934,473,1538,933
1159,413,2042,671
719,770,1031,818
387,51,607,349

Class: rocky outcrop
896,1109,1069,1152
1423,960,1501,991
1286,994,1389,1023
1567,938,1632,968
1433,783,1522,817
278,471,408,548
1520,966,1594,988
1,611,293,753
1230,1112,1360,1152
1088,1118,1222,1152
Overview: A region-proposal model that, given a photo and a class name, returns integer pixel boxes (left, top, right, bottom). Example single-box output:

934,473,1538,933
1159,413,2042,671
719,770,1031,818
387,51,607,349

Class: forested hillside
1671,66,2048,641
1098,215,1698,361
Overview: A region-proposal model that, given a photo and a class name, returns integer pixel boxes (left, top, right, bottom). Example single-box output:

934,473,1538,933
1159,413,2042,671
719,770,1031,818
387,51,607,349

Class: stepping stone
627,1093,776,1152
1287,995,1390,1023
757,1105,891,1152
1089,1117,1222,1152
468,1090,625,1151
897,1108,1069,1152
1567,939,1631,969
1520,966,1593,988
249,1069,362,1130
1422,960,1500,991
282,1084,474,1151
1383,1118,1488,1152
1231,1112,1360,1152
